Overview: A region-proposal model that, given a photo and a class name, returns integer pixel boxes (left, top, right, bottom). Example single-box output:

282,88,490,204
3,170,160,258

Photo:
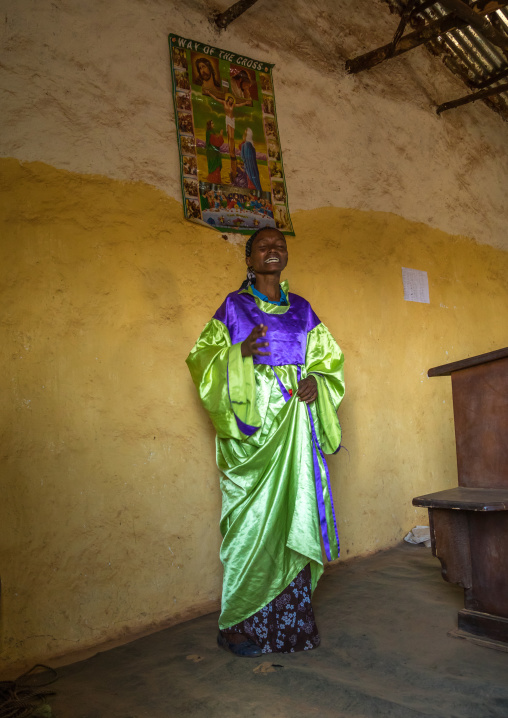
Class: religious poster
169,34,294,235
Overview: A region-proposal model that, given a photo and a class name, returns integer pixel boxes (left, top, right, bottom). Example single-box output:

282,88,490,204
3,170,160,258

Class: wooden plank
428,347,508,377
449,627,508,652
429,509,472,587
413,487,508,510
451,358,508,489
468,512,508,617
458,609,508,643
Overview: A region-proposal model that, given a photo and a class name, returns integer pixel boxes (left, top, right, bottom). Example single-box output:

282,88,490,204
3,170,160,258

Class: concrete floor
48,544,508,717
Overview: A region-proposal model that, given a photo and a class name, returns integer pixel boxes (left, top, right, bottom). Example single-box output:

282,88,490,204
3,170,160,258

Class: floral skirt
222,564,320,654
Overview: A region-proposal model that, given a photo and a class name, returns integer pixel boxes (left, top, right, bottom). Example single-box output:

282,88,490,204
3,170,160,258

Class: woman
205,120,224,184
240,128,262,192
186,227,345,657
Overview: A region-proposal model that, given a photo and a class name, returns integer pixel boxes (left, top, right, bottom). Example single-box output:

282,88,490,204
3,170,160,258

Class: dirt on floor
32,544,508,717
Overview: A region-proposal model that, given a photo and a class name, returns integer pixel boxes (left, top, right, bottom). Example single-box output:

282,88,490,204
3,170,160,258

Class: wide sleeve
186,318,261,440
305,322,345,454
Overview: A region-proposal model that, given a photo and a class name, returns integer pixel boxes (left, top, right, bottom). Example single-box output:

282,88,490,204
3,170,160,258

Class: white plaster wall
1,0,507,248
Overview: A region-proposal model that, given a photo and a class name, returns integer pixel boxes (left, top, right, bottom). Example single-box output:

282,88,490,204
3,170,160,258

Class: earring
247,266,256,285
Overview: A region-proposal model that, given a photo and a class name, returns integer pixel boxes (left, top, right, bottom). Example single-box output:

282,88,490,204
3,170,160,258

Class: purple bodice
213,290,321,366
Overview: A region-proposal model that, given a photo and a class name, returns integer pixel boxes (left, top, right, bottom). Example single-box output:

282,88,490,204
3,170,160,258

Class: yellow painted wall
2,157,508,674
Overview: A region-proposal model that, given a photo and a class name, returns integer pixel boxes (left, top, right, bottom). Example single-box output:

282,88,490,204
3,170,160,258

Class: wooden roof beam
346,13,469,74
214,0,259,30
436,78,508,112
345,0,508,75
470,65,508,88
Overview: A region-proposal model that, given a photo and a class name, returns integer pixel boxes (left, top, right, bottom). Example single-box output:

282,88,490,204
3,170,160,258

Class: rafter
469,65,508,88
214,0,259,30
345,0,508,74
436,79,508,112
346,13,469,74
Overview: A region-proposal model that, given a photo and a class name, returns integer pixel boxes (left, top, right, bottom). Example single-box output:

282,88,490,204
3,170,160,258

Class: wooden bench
413,348,508,650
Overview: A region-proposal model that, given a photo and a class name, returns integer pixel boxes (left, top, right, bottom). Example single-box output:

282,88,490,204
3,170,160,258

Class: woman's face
247,230,288,275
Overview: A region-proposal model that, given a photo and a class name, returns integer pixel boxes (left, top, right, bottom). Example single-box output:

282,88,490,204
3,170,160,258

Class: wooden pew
413,348,508,650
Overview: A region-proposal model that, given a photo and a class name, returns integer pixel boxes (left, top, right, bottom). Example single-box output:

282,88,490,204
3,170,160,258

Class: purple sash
272,368,340,562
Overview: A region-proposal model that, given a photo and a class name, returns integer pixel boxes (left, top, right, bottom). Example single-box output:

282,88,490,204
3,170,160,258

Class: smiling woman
186,227,345,657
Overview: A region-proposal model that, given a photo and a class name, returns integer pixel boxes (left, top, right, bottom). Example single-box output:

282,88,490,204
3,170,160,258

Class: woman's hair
240,227,283,290
206,119,213,130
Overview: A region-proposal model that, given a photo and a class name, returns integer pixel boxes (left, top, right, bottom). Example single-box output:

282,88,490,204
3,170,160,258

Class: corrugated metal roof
384,0,508,119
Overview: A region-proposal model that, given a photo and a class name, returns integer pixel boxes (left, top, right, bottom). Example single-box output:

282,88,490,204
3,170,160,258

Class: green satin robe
186,281,345,629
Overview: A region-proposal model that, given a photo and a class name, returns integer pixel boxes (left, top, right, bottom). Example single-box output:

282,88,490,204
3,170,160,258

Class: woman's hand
297,375,318,403
241,324,270,358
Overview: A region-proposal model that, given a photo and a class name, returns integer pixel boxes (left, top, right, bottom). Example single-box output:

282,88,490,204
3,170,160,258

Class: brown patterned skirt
221,564,320,654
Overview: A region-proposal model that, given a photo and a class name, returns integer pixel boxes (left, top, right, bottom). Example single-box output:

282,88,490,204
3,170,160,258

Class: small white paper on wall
402,267,430,304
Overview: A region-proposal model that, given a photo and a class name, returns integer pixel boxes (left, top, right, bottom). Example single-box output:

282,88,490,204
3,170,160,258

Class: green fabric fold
227,342,261,435
307,322,345,453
